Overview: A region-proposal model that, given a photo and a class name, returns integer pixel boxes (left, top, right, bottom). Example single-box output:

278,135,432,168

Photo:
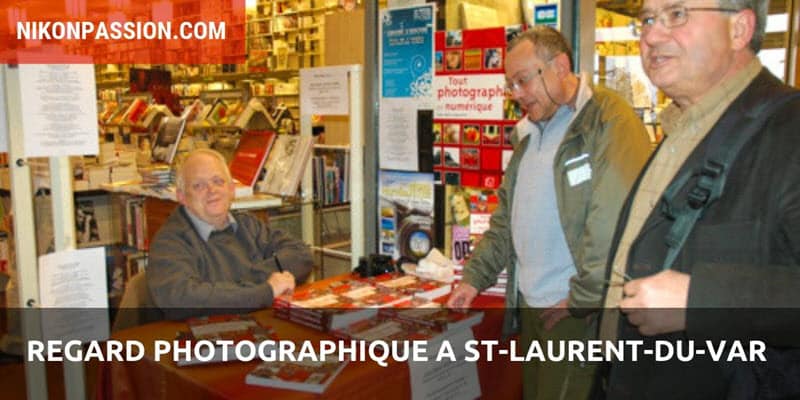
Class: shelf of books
297,65,362,275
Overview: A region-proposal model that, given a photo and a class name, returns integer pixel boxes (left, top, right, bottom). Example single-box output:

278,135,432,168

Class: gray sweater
147,207,313,320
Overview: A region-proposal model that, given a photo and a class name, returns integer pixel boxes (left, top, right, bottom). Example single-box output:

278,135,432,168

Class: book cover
229,130,277,188
108,100,132,125
206,99,229,124
219,100,244,126
151,116,187,164
261,135,314,196
379,303,484,332
378,170,435,262
330,317,438,342
123,98,149,125
75,194,115,247
274,280,411,331
245,359,348,394
175,314,277,366
372,273,452,300
139,104,173,130
234,98,276,131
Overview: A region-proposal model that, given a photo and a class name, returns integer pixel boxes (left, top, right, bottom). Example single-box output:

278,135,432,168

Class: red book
229,130,277,189
274,280,412,331
372,273,453,300
379,302,484,332
330,316,439,342
246,359,348,394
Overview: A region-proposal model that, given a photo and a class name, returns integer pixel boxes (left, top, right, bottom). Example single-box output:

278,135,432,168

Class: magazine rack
299,65,364,270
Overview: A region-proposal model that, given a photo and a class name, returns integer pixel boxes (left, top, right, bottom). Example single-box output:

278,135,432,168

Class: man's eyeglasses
189,176,228,193
505,69,539,95
635,5,739,35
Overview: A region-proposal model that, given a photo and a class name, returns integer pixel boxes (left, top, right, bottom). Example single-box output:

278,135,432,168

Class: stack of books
273,279,412,332
370,274,453,301
378,301,484,333
175,314,277,366
139,165,174,186
330,317,439,342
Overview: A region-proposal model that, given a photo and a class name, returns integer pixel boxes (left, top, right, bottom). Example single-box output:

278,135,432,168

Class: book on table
370,273,453,300
245,359,348,394
378,299,484,333
273,279,411,331
330,316,440,342
175,314,277,366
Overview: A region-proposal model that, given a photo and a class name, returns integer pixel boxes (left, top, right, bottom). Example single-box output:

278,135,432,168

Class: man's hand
446,283,479,311
268,271,296,297
619,270,690,336
540,298,570,331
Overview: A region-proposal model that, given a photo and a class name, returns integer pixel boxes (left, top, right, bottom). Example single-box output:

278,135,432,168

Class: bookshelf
298,64,363,273
247,0,343,129
246,0,338,72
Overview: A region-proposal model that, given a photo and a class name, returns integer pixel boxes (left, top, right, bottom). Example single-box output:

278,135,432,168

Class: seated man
147,148,313,320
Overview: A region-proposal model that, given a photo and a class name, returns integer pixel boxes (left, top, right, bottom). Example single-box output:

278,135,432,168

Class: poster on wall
17,59,99,158
379,99,420,170
378,3,435,171
432,26,522,189
378,170,434,262
379,4,435,100
299,65,350,116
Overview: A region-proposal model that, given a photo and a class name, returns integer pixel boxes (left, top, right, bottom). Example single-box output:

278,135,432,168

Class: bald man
147,149,312,320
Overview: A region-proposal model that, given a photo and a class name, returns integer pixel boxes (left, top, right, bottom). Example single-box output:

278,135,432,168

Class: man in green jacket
446,26,651,399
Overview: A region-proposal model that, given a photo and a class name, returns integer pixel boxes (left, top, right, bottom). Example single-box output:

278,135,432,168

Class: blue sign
534,3,559,28
380,5,434,98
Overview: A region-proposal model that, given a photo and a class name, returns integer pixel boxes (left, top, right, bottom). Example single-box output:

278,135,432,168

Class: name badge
567,163,592,187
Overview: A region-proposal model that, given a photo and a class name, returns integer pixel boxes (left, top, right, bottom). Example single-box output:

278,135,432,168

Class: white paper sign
379,98,419,170
18,63,99,157
470,213,491,235
300,66,350,116
39,247,109,342
408,328,481,400
434,74,505,120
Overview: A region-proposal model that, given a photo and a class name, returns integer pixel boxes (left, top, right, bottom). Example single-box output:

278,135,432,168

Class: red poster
433,26,524,189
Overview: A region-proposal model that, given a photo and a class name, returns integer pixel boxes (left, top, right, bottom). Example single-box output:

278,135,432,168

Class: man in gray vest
148,149,312,320
447,26,651,399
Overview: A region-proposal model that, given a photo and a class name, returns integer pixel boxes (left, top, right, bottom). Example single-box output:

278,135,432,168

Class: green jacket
462,85,651,336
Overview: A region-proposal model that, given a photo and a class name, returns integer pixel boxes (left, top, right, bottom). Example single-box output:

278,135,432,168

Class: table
98,275,521,399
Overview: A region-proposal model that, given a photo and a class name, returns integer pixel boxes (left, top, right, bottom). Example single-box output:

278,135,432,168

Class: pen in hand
274,254,285,273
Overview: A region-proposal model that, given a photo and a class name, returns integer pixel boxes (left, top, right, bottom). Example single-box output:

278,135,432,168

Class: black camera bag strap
659,90,800,271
